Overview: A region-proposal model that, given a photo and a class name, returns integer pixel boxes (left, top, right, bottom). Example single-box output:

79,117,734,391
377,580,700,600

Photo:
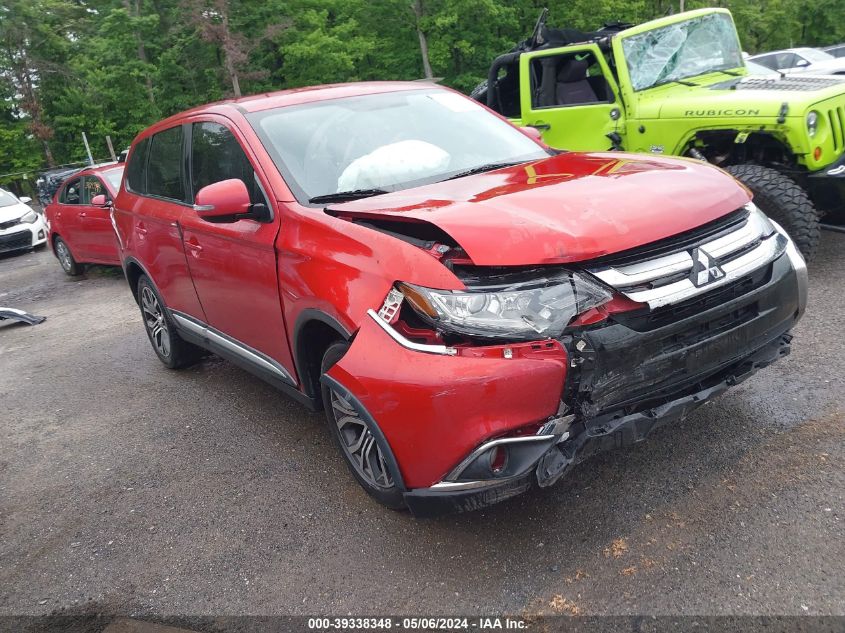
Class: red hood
328,152,751,265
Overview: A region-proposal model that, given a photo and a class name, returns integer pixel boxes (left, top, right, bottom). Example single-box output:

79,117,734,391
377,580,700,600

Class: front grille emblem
690,247,725,287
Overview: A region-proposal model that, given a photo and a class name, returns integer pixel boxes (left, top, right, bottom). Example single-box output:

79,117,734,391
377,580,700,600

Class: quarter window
191,122,266,205
61,178,82,205
147,126,186,201
125,137,149,194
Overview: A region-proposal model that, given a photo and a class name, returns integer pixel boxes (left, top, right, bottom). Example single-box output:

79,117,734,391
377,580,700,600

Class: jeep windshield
621,12,744,91
247,89,549,205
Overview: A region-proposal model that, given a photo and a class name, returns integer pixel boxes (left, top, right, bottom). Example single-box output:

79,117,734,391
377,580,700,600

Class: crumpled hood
328,152,750,266
0,202,32,224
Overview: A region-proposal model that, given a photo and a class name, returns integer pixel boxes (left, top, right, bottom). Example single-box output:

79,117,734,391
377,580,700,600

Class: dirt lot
1,235,843,623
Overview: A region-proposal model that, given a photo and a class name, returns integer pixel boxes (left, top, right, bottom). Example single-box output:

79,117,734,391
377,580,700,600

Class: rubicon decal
684,109,761,117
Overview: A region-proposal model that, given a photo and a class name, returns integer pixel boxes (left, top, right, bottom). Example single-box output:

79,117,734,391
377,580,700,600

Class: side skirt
169,310,319,411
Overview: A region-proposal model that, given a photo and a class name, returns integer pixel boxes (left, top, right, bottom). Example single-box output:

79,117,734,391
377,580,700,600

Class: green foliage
1,0,844,187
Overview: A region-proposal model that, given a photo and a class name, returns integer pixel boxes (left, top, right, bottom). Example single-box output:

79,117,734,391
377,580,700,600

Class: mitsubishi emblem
690,247,725,287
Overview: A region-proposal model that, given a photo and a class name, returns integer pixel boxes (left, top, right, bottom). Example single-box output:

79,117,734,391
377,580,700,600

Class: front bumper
805,153,845,215
0,218,47,254
327,231,806,517
404,331,792,517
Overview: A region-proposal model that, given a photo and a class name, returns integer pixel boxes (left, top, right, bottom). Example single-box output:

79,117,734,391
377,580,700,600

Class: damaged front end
325,203,807,517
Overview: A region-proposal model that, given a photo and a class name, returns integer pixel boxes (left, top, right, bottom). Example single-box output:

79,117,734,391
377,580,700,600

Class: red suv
113,82,807,516
45,164,124,275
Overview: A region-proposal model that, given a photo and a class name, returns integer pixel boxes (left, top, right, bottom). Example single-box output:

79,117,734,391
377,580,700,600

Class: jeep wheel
726,164,820,261
320,342,406,510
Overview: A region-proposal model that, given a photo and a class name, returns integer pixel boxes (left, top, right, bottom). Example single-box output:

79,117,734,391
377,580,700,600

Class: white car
748,47,845,75
0,188,48,255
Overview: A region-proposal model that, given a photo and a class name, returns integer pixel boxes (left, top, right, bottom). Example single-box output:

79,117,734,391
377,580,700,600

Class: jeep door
519,45,625,152
178,118,297,383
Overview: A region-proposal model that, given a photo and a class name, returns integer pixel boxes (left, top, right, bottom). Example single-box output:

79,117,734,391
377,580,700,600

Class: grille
0,230,32,252
828,105,845,153
589,206,787,309
612,263,772,332
0,218,20,231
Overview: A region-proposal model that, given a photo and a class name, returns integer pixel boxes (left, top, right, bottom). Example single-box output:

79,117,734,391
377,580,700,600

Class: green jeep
473,7,845,260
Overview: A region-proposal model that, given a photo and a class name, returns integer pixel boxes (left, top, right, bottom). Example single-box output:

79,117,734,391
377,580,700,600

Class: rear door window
61,178,82,205
146,126,186,201
190,122,267,205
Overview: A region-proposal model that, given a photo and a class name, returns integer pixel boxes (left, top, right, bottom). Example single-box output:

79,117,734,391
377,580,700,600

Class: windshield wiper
308,188,389,204
444,160,528,181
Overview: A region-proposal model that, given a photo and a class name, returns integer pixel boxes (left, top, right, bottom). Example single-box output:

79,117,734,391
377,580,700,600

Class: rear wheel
320,342,406,510
726,164,820,261
136,275,202,369
54,237,81,276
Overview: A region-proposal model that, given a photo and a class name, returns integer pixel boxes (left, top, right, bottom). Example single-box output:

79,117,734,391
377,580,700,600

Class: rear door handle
79,211,87,218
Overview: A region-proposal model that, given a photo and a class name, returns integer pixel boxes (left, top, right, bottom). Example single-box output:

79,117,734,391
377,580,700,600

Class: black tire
136,275,203,369
320,342,406,510
469,79,488,102
53,236,82,276
726,164,820,261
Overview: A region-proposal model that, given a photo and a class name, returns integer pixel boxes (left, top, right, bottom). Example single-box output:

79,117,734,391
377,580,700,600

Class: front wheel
320,342,406,510
725,164,820,261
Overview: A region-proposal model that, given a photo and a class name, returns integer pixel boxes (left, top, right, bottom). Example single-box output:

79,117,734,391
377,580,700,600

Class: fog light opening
489,445,508,475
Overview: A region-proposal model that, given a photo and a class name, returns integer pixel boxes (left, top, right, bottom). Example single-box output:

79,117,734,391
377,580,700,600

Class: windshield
0,190,20,207
102,167,124,191
799,48,834,63
247,89,548,204
622,12,743,91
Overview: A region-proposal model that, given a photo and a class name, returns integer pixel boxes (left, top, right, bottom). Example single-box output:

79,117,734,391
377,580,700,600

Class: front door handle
79,211,87,218
529,123,551,131
184,237,203,256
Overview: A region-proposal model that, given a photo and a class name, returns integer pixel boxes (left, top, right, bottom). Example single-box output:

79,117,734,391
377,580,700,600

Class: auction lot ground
1,236,843,623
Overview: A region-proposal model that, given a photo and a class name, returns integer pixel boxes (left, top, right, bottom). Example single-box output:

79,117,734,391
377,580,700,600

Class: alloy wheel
55,240,72,272
330,389,394,489
140,286,171,358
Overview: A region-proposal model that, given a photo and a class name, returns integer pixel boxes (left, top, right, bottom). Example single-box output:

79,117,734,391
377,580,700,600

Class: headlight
398,272,612,340
807,111,818,137
20,210,38,224
744,201,776,236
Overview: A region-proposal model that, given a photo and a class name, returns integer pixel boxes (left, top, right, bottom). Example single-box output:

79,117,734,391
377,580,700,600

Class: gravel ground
0,235,843,624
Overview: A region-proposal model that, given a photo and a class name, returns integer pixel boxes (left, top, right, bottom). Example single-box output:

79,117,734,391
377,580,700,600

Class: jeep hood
641,74,845,120
328,152,750,266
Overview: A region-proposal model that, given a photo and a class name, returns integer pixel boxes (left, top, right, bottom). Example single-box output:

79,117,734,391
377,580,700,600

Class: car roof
140,81,440,137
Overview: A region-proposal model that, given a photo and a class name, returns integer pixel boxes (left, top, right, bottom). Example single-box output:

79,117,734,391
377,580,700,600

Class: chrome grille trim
589,208,787,309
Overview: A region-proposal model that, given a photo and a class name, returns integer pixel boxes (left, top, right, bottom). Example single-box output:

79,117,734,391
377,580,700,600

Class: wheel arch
122,256,152,303
681,129,798,169
293,309,353,404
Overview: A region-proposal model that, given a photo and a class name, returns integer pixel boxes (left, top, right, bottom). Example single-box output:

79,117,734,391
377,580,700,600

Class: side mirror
91,194,111,207
520,126,545,143
194,179,269,223
794,59,810,68
19,196,32,204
